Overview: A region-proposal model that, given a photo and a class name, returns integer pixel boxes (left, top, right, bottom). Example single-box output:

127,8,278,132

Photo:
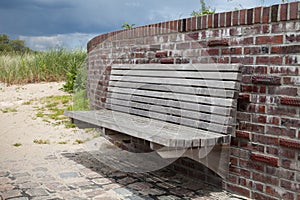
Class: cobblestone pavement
0,143,248,200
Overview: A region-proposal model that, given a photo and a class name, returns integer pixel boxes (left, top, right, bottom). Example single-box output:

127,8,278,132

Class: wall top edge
87,2,300,52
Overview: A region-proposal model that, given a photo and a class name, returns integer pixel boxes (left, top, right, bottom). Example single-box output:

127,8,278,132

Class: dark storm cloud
0,0,273,50
0,0,202,36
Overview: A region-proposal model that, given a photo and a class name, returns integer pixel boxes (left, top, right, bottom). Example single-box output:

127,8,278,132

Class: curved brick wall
86,2,300,199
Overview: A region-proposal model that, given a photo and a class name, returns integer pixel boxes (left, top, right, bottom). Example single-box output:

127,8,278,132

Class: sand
0,82,89,161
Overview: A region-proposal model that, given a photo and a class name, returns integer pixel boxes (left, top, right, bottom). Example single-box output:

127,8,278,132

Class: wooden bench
65,64,241,178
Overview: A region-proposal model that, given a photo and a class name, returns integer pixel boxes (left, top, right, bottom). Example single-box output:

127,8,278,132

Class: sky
0,0,284,51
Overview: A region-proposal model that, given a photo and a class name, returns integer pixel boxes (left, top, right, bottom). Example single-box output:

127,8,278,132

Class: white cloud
19,33,97,51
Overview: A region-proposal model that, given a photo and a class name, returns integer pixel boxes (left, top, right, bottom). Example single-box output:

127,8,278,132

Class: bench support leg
151,143,230,179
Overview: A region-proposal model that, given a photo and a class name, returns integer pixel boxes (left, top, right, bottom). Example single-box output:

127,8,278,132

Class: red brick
262,25,270,33
221,47,242,55
253,191,278,200
281,180,300,193
266,146,279,156
238,94,250,103
248,158,265,171
248,104,266,113
263,7,270,23
176,42,190,50
239,9,246,25
207,14,213,28
267,106,297,117
236,131,250,140
273,45,300,54
204,48,219,55
281,97,300,107
155,51,168,58
280,3,288,21
237,112,251,121
252,134,279,145
231,57,254,65
256,56,282,65
267,117,280,125
252,76,281,85
186,18,191,32
269,86,298,96
226,184,250,198
252,171,279,185
160,58,174,64
218,13,225,27
201,15,207,29
251,153,279,167
252,115,267,123
207,39,229,47
290,2,299,20
226,12,232,27
232,11,239,25
280,138,300,150
256,35,283,44
247,9,254,24
286,55,300,65
286,34,300,43
185,33,199,41
244,47,260,55
266,185,295,199
255,7,262,23
270,66,299,75
271,4,279,22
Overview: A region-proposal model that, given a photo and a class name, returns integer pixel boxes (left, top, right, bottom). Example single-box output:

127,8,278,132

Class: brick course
86,2,300,199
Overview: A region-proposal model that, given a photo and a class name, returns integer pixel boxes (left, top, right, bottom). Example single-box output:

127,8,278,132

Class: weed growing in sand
35,95,77,129
74,139,84,144
13,143,22,147
1,107,17,113
22,100,33,105
33,139,50,144
58,141,68,145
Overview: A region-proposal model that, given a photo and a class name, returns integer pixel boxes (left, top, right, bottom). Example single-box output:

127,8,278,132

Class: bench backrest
106,64,241,137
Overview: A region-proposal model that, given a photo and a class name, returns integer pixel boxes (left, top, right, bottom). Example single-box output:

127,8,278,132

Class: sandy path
0,82,85,159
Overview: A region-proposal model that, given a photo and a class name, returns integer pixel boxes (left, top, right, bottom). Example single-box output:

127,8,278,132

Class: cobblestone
0,152,247,200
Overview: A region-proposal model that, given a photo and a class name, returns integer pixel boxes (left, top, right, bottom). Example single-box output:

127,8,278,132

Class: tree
191,0,215,17
122,22,135,29
0,34,32,53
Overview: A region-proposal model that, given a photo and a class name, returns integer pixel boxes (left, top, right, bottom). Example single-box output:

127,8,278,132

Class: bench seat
64,109,231,148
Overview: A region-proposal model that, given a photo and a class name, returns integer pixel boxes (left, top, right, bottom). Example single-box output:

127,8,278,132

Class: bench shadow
62,148,226,199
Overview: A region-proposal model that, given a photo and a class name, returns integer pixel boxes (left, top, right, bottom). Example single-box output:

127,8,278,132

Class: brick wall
86,2,300,199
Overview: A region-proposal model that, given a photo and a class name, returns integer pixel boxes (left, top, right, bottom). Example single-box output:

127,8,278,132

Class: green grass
33,139,50,144
74,139,84,144
58,141,68,145
0,49,86,86
13,143,22,147
1,107,17,113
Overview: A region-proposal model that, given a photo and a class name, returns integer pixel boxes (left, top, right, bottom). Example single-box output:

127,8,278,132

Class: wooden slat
105,101,234,126
109,82,237,98
64,110,231,147
110,76,240,90
106,106,229,134
106,104,232,134
112,64,242,72
106,98,234,116
107,89,237,107
111,70,240,80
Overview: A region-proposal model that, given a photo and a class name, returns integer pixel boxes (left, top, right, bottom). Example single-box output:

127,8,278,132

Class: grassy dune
0,49,86,86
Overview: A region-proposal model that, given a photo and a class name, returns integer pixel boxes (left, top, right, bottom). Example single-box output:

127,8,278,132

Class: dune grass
0,49,86,86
